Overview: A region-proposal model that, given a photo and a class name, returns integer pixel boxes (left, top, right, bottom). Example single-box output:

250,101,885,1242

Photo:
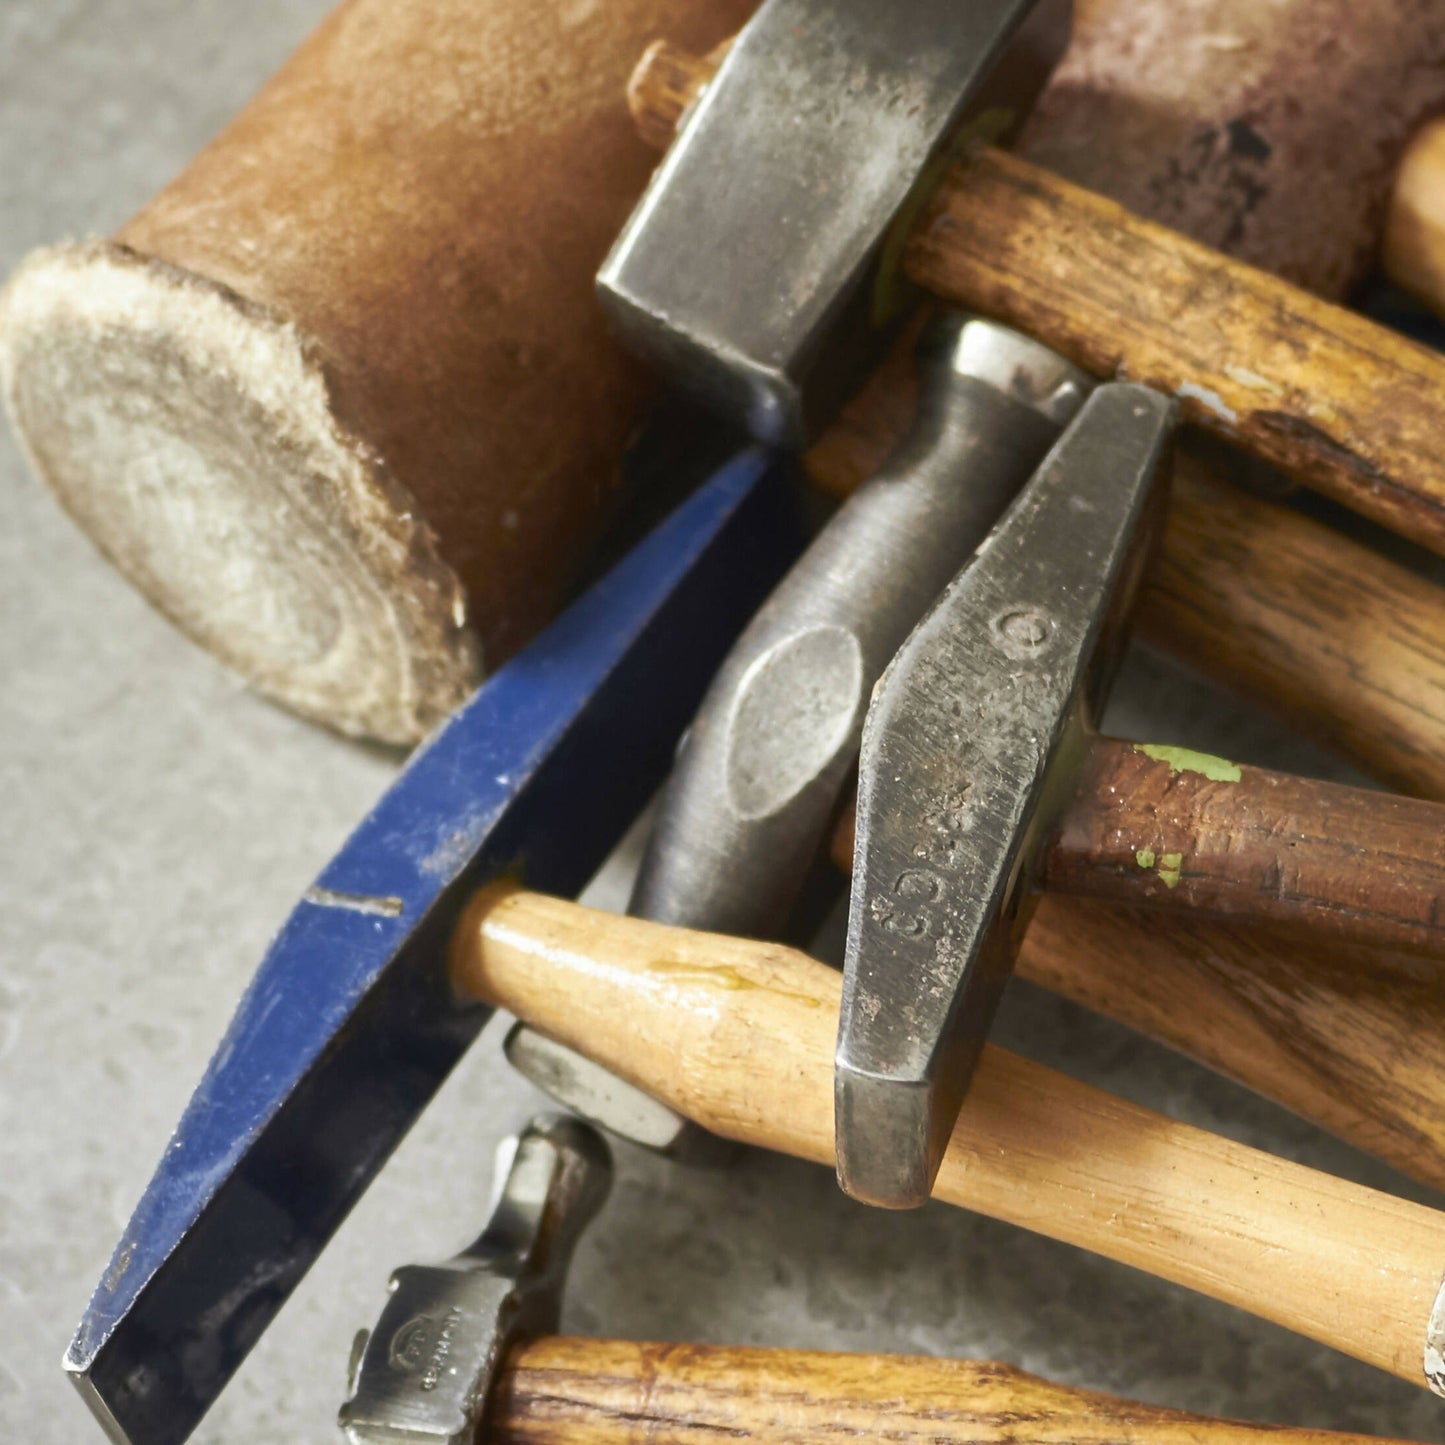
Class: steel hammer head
64,448,806,1445
836,384,1177,1209
598,0,1072,446
340,1115,611,1445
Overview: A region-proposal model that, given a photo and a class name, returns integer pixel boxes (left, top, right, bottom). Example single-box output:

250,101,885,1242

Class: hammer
613,8,1445,801
451,887,1445,1398
340,1114,1434,1445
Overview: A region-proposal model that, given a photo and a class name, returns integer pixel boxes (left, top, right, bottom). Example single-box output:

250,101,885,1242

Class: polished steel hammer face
836,385,1177,1209
597,0,1071,446
341,1115,611,1445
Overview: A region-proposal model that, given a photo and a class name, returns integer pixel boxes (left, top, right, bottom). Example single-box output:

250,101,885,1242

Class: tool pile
10,0,1445,1442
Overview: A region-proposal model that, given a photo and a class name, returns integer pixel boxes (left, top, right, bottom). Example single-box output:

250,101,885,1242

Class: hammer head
340,1115,611,1445
836,384,1176,1209
64,447,806,1445
598,0,1072,446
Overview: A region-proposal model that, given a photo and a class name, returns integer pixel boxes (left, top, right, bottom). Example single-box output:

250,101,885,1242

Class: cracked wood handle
831,736,1445,956
634,44,1445,803
495,1337,1415,1445
452,887,1445,1395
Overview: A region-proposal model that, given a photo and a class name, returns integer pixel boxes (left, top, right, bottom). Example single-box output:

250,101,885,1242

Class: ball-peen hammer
340,1114,1435,1445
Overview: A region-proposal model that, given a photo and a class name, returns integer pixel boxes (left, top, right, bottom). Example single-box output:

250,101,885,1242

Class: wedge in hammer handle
832,736,1445,957
632,43,1445,805
453,888,1445,1396
494,1338,1416,1445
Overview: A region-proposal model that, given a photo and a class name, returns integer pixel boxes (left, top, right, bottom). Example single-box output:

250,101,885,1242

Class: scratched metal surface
3,6,1445,1443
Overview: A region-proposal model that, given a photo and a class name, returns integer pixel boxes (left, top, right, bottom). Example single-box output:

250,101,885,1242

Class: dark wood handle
630,42,1445,556
1051,737,1445,953
833,737,1445,956
494,1337,1412,1445
453,889,1445,1393
632,43,1445,804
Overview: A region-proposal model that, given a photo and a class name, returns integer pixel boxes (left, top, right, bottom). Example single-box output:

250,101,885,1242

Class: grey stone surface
3,6,1445,1443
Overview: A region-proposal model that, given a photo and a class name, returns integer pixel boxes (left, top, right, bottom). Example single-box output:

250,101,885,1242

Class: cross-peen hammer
341,1115,1432,1445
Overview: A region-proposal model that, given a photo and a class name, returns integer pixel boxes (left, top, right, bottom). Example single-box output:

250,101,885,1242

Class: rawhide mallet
0,0,753,743
7,0,1445,787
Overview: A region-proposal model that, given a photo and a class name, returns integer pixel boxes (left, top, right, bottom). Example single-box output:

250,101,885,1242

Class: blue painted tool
66,447,805,1445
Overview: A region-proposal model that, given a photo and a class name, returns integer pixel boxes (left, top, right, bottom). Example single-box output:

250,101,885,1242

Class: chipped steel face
598,0,1072,446
836,385,1177,1209
65,448,806,1445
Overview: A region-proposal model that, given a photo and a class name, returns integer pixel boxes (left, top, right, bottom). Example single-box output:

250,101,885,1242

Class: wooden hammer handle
453,888,1445,1395
496,1337,1413,1445
1047,737,1445,952
631,43,1445,556
634,46,1445,805
833,736,1445,956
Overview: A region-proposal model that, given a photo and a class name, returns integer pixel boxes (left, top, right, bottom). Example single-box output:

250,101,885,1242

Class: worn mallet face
64,449,806,1445
837,385,1176,1209
598,0,1071,447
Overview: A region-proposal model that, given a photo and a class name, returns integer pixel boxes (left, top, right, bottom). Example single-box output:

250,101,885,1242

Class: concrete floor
4,5,1445,1443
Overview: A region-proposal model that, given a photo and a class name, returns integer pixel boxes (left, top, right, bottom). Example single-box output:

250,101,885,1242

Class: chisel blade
66,446,803,1445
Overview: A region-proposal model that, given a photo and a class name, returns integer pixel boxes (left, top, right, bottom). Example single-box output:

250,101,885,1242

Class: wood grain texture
631,44,1445,556
452,887,1445,1393
495,1337,1415,1445
831,733,1445,955
1044,736,1445,953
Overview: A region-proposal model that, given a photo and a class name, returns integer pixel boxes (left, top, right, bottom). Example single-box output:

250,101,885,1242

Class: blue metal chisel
65,446,805,1445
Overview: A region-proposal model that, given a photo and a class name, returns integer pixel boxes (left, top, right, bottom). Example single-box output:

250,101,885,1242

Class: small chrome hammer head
340,1116,611,1445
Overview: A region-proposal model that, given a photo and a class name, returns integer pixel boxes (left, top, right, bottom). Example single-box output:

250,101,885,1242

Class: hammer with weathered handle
452,887,1445,1397
341,1115,1434,1445
623,23,1445,802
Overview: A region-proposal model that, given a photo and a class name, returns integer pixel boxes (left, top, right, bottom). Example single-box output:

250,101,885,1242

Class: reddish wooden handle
833,738,1445,957
1046,737,1445,954
496,1337,1414,1445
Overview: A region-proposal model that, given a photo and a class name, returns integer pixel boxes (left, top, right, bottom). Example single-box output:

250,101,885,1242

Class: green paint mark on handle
1158,852,1184,889
1135,743,1242,783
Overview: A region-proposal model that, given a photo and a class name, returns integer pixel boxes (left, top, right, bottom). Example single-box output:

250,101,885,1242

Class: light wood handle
451,887,1445,1395
1385,118,1445,316
495,1336,1415,1445
832,736,1445,955
631,44,1445,557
